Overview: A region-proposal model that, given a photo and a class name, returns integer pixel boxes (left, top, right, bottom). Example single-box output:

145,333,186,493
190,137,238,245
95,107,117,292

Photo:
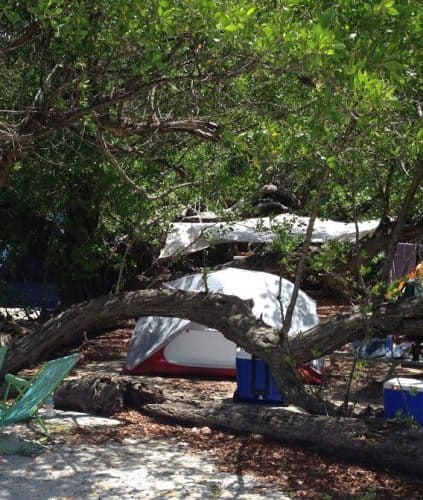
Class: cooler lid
236,347,252,360
383,377,423,392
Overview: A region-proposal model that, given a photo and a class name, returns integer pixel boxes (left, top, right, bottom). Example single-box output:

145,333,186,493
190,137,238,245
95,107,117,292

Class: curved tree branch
96,131,198,200
0,23,41,61
96,116,219,142
2,288,422,411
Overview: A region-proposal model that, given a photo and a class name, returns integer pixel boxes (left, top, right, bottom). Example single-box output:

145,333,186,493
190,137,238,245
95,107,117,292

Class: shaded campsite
2,250,423,497
54,298,423,413
12,288,423,415
8,320,423,499
2,287,423,498
1,4,422,497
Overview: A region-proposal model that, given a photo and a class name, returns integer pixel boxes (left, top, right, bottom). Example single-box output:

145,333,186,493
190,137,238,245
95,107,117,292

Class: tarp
125,268,319,371
159,214,380,259
352,337,412,360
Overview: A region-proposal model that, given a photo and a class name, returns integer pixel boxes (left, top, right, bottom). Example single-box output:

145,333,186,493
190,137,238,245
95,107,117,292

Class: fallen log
143,400,423,475
4,289,422,379
2,289,422,412
54,375,165,416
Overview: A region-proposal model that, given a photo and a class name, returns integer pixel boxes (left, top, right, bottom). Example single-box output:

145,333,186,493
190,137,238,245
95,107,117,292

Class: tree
0,1,275,302
1,1,422,411
1,1,421,297
2,288,423,413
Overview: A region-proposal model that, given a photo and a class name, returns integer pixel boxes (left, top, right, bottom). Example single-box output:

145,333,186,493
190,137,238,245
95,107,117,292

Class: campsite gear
233,349,283,404
403,279,423,299
0,353,80,435
384,377,423,426
296,364,323,385
352,336,394,359
352,336,413,360
125,268,320,377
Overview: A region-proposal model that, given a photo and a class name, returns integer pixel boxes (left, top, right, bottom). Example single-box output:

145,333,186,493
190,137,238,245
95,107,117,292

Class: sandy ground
3,300,423,498
0,411,289,500
1,438,291,499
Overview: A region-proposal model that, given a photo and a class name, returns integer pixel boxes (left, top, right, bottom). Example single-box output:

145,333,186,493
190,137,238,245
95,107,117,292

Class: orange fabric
397,260,423,292
385,260,423,300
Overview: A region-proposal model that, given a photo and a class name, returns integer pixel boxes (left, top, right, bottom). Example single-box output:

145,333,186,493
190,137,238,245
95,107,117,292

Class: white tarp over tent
125,268,319,372
159,213,380,259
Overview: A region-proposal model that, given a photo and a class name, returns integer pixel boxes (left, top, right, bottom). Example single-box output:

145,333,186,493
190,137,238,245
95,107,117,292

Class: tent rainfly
125,268,319,377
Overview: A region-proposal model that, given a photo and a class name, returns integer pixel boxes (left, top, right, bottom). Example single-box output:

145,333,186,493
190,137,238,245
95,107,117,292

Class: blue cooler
234,349,283,404
384,377,423,425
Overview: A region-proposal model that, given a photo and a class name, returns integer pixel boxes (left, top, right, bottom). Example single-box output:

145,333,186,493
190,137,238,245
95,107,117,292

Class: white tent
125,268,319,376
159,214,380,259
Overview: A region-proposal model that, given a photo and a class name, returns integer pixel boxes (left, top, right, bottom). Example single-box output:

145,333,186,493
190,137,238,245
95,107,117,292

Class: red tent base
124,349,323,384
123,348,236,378
297,364,323,385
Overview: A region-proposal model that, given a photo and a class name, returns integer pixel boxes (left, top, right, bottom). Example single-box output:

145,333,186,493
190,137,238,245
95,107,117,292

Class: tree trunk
53,374,165,416
290,297,423,364
142,400,423,475
2,289,422,412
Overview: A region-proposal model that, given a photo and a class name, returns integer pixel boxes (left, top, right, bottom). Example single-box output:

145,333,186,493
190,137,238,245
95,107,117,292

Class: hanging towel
390,243,417,281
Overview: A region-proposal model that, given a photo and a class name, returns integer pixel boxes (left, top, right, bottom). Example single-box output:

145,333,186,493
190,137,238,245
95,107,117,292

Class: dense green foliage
0,0,421,304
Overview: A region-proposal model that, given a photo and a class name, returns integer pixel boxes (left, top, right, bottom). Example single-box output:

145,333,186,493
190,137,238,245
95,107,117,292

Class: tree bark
53,374,165,416
2,288,423,411
143,400,423,475
290,297,423,364
97,117,219,142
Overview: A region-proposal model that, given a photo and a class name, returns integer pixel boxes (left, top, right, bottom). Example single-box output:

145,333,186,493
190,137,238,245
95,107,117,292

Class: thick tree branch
0,61,240,147
96,131,198,200
96,117,219,142
2,290,257,376
0,23,40,61
143,400,423,475
3,289,422,405
290,297,423,363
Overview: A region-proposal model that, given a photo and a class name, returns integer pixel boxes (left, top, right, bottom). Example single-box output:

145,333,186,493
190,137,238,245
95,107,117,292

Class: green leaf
224,23,242,32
